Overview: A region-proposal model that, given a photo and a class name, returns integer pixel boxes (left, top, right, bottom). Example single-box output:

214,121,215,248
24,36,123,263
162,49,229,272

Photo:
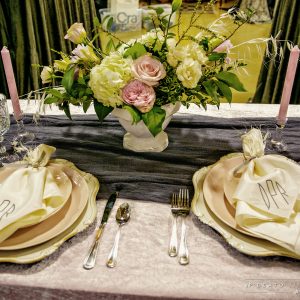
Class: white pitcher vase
111,102,181,152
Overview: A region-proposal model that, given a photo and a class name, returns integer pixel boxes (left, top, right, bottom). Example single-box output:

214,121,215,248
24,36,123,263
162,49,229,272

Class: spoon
106,203,130,268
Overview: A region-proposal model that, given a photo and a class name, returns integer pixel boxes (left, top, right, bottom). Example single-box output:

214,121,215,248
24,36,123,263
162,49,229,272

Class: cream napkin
0,144,72,243
227,129,300,255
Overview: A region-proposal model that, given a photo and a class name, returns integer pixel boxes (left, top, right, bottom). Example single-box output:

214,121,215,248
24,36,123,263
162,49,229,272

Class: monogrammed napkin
226,129,300,254
0,145,72,243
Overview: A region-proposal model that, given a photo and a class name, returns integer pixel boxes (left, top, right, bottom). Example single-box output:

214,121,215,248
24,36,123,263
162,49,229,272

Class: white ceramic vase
111,102,181,152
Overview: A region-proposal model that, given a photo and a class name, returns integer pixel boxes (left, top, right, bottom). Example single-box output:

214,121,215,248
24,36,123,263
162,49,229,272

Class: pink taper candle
1,46,22,120
277,45,300,125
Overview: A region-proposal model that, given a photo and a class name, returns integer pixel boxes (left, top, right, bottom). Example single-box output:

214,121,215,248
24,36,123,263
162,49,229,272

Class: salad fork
178,188,190,265
169,193,179,257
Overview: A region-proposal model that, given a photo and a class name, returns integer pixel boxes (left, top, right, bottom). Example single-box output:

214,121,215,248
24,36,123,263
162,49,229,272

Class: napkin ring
26,151,47,168
233,156,255,177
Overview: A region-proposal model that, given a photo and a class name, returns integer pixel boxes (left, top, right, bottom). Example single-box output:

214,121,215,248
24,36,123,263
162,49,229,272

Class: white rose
167,41,208,67
167,44,186,67
166,38,179,67
176,59,202,89
187,42,208,65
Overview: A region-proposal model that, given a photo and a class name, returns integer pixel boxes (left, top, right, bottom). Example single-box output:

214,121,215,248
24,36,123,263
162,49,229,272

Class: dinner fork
178,188,190,265
169,193,179,257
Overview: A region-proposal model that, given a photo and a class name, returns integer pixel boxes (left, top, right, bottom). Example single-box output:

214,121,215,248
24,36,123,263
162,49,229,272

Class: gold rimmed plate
0,164,89,250
0,159,99,264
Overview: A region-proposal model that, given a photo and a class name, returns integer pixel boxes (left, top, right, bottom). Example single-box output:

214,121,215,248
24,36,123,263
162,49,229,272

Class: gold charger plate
0,159,99,264
203,154,256,237
192,157,300,259
0,164,89,250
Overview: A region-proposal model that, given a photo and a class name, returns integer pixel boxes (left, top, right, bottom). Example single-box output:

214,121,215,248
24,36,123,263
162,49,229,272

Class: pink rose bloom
131,55,166,86
214,40,233,53
121,80,156,113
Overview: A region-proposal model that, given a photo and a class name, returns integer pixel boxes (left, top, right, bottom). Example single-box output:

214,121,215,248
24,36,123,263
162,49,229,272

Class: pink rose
214,40,233,53
131,55,166,86
121,80,156,113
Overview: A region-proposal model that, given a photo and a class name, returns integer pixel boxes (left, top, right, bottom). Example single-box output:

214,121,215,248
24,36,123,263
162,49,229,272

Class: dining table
1,101,300,300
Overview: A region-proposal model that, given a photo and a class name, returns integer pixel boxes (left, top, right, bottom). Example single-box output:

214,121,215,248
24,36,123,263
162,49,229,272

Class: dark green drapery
0,0,99,97
253,0,300,104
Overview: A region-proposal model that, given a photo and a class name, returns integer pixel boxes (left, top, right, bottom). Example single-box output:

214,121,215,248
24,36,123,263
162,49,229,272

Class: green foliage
155,7,164,15
62,66,75,93
142,106,166,137
123,43,147,59
208,52,227,61
215,80,232,103
216,71,246,92
172,0,182,12
105,39,116,53
60,102,72,120
123,105,142,124
203,80,220,107
93,100,113,122
83,99,92,113
43,97,59,104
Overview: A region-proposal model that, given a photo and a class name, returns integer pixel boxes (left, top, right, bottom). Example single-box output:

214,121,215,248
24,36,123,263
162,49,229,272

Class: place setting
0,144,99,264
191,127,300,260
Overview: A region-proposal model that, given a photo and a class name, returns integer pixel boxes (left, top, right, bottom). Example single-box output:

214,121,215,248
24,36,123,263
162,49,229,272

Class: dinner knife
83,192,118,270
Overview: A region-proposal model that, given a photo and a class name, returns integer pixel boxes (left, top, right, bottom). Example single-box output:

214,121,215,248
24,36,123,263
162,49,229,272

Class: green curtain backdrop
0,0,99,97
252,0,300,104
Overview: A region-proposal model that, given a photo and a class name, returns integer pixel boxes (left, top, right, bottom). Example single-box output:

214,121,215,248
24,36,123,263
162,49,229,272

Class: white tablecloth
1,102,300,300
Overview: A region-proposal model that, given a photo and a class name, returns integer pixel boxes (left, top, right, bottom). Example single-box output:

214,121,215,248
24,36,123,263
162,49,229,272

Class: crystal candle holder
271,118,288,152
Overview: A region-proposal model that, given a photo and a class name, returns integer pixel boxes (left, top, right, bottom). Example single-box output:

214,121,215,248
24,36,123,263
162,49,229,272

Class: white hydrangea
89,52,133,107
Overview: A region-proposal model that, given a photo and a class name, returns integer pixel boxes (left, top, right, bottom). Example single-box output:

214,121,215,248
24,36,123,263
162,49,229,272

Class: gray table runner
8,115,300,202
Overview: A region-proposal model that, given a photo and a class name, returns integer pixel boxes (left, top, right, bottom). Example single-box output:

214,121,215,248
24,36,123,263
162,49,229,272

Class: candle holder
0,94,20,165
271,118,288,152
14,117,35,144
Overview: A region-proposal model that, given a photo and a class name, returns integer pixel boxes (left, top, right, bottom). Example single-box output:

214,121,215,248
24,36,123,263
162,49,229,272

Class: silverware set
83,189,190,269
83,192,131,270
169,189,190,265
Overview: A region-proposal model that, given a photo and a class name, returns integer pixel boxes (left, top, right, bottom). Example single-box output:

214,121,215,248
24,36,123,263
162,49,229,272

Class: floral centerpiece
39,0,254,151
